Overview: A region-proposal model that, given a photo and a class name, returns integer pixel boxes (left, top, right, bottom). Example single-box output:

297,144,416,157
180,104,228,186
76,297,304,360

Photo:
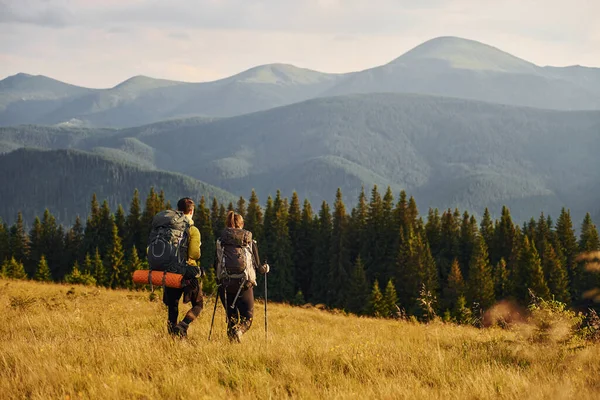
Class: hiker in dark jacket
163,197,203,337
215,211,269,342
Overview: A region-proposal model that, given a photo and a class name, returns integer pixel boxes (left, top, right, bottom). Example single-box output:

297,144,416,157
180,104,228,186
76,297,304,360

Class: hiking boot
229,327,243,343
174,321,189,338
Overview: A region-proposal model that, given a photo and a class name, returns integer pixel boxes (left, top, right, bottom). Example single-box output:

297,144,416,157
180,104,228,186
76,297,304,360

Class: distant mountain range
2,92,599,225
2,37,600,128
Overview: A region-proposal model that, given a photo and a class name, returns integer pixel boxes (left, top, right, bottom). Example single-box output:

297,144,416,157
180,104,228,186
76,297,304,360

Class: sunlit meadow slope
1,279,599,399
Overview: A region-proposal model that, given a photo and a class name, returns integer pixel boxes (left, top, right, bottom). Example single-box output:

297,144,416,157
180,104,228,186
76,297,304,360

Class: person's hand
262,263,270,274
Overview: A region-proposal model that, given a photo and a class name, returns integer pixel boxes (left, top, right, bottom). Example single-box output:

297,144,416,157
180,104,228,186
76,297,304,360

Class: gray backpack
147,210,190,273
216,228,257,290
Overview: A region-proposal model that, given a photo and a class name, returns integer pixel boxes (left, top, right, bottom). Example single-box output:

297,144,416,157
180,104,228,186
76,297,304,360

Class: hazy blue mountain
3,37,599,128
0,65,343,128
0,148,236,225
323,37,600,110
3,92,598,222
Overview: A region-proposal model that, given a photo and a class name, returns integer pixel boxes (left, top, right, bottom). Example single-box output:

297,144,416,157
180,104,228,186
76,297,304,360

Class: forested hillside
0,148,236,225
1,185,598,320
2,93,600,223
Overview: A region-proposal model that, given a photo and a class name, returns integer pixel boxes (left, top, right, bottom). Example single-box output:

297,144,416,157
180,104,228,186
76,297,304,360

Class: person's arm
253,240,269,274
188,226,201,261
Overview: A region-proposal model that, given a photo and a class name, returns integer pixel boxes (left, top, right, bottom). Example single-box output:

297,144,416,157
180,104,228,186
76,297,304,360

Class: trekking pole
264,268,268,341
208,285,220,341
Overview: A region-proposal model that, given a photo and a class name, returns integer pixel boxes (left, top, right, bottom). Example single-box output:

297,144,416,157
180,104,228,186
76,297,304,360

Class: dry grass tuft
1,279,600,399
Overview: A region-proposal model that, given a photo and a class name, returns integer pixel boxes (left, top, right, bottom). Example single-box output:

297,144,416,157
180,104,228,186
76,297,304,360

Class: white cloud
0,0,598,87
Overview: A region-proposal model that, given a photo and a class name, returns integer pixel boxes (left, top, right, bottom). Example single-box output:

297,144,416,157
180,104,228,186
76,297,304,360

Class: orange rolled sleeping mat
132,270,184,289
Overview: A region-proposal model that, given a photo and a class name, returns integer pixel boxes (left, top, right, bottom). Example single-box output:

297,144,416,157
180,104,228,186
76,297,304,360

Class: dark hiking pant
219,286,254,338
163,279,203,331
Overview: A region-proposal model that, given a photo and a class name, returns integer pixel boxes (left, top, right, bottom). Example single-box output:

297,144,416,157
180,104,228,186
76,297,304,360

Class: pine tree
83,194,101,257
288,192,303,292
27,217,43,277
346,256,369,314
0,220,9,263
380,187,397,282
383,279,399,318
453,295,473,324
493,258,510,300
311,201,332,304
141,187,160,243
351,188,369,263
443,259,465,312
227,202,235,213
64,216,84,276
480,208,494,254
555,208,578,301
491,206,519,297
295,199,315,299
459,212,478,279
7,257,27,280
467,235,495,309
65,261,96,286
576,213,600,304
9,212,29,263
194,196,215,274
121,246,142,288
41,209,64,280
327,188,351,308
97,200,114,256
125,189,144,255
265,191,294,302
367,280,386,317
34,255,52,282
519,236,550,300
93,248,105,287
543,244,570,303
363,185,385,283
425,208,442,260
115,204,126,240
437,209,460,284
82,253,93,275
105,221,124,289
210,197,221,236
236,196,247,219
245,190,263,244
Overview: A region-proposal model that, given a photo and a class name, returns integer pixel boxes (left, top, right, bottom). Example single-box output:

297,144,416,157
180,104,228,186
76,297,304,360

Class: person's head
226,211,244,229
177,197,195,216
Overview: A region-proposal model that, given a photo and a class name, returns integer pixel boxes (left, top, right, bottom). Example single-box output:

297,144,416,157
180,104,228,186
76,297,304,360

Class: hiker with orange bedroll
142,197,203,337
211,211,269,342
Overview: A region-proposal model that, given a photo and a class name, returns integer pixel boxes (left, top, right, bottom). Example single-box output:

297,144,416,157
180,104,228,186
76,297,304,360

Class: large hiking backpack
216,228,257,289
147,210,190,274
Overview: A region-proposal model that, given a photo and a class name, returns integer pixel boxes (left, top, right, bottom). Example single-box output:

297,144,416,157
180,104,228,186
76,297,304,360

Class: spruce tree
265,192,294,301
363,185,385,283
459,212,478,279
555,208,578,301
425,208,442,260
519,236,550,300
576,213,600,304
83,194,101,257
27,217,43,277
288,192,303,291
141,187,160,242
367,280,386,317
210,197,221,236
97,200,114,256
437,209,460,284
64,216,84,276
82,253,93,275
443,259,465,312
493,258,510,300
236,196,247,219
34,255,52,282
121,246,142,288
7,257,27,280
125,189,144,255
543,244,570,303
296,199,315,299
41,209,64,280
105,221,124,289
346,256,369,314
480,208,494,255
9,212,29,263
194,196,215,274
93,248,105,287
311,201,331,304
0,220,9,263
383,279,399,318
245,190,263,244
327,188,351,308
467,235,495,309
115,204,126,240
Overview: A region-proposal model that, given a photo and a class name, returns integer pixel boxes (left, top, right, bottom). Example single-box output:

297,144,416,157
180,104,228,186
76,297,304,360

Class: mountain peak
229,63,339,85
391,36,538,73
112,75,184,91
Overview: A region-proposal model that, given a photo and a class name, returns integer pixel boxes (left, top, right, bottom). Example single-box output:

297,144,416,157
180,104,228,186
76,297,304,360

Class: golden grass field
1,279,599,399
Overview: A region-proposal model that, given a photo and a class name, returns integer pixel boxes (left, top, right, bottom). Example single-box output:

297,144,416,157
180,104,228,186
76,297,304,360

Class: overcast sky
1,0,598,88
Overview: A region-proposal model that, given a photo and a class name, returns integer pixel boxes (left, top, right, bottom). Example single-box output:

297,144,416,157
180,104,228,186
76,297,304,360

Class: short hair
177,197,195,213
